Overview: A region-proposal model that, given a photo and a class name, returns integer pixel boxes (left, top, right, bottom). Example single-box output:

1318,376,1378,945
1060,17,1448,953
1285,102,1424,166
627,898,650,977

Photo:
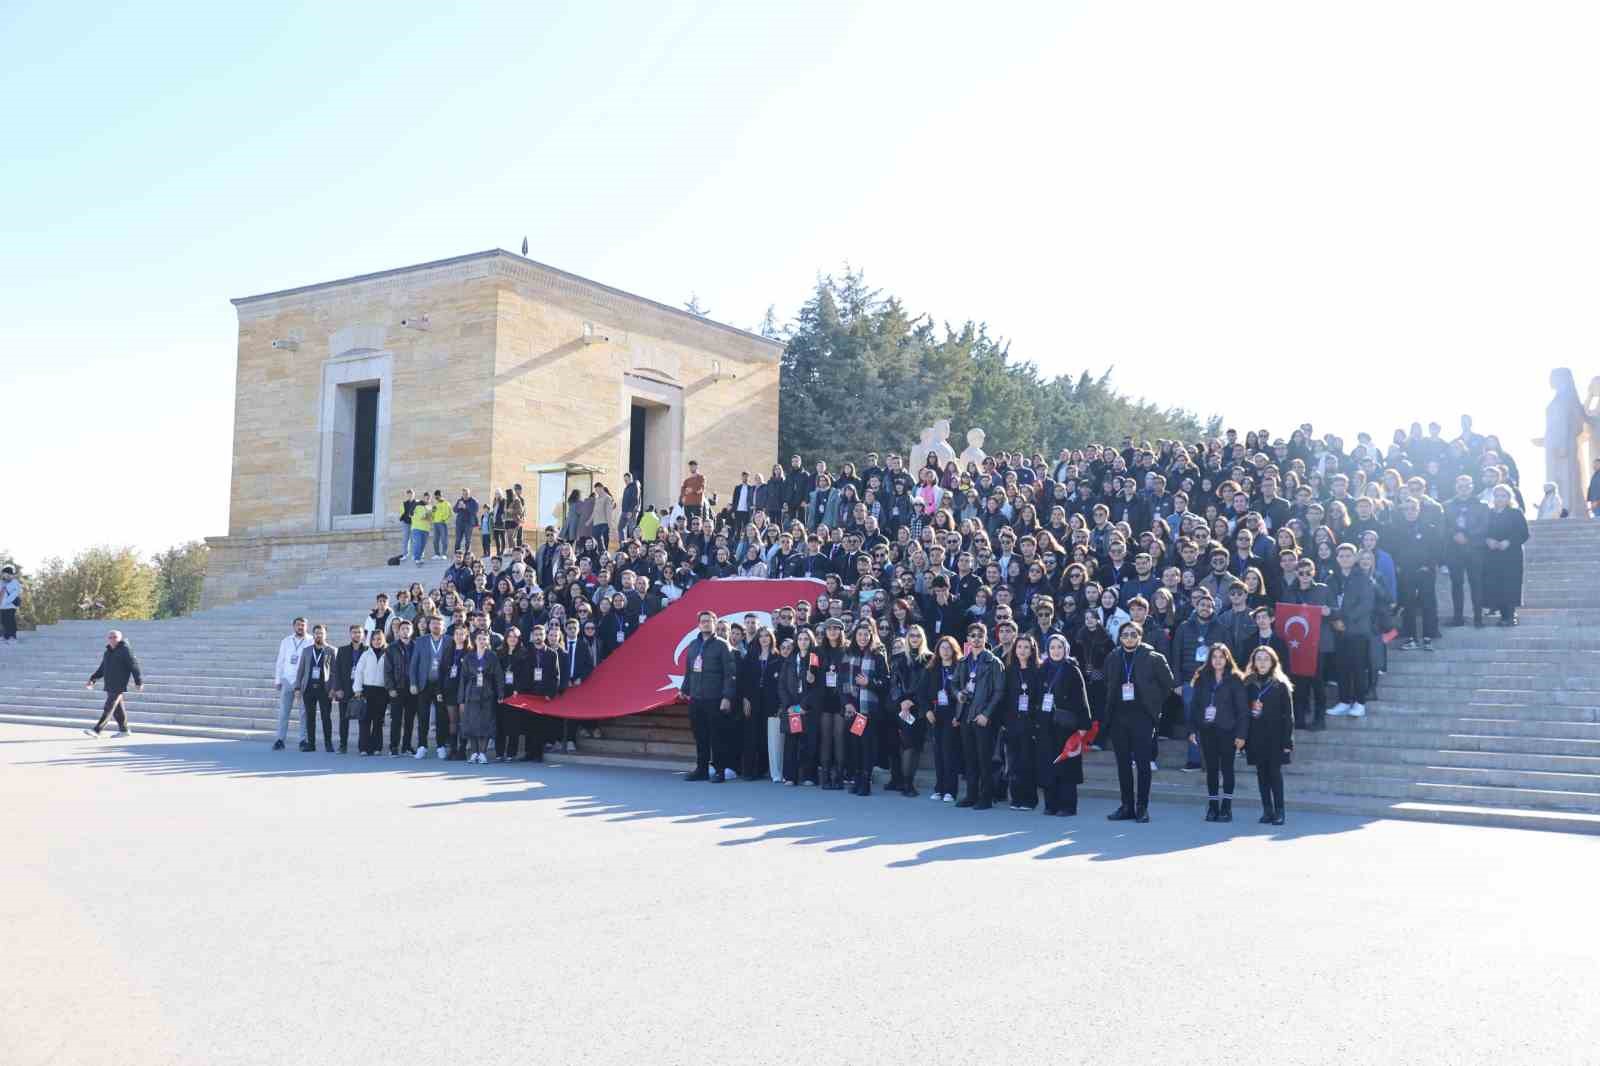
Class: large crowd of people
80,416,1537,826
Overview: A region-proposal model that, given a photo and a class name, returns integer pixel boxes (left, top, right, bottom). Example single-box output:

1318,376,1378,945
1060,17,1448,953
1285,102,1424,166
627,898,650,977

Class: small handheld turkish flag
1054,720,1101,764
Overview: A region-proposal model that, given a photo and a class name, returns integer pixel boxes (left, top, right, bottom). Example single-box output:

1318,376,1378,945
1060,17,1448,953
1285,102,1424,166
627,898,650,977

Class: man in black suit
1102,621,1175,822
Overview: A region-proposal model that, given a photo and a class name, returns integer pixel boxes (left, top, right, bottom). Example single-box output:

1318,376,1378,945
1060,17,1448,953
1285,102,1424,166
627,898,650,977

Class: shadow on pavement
34,735,1377,866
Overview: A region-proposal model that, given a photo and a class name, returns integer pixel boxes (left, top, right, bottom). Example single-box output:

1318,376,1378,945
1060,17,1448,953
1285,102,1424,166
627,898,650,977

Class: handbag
349,696,368,722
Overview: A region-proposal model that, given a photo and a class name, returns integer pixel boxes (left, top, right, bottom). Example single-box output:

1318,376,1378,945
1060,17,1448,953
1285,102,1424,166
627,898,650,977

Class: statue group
1536,368,1600,517
909,421,990,474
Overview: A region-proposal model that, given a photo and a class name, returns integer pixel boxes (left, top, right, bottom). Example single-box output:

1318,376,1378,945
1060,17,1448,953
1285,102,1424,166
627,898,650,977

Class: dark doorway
628,404,648,479
351,386,379,515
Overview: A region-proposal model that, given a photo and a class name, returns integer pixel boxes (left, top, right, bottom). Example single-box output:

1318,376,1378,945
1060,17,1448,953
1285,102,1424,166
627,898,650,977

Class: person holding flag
1040,634,1092,816
1279,558,1332,730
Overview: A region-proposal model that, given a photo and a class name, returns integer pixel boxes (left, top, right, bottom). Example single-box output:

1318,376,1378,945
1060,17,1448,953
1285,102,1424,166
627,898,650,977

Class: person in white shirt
353,630,390,756
273,617,310,751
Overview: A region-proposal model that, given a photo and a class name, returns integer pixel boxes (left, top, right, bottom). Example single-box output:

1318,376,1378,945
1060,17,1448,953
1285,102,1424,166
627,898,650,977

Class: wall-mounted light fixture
400,314,430,331
582,321,610,345
271,338,299,351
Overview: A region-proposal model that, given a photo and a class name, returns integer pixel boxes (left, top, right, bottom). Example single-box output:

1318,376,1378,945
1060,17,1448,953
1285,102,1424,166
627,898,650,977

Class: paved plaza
4,720,1597,1066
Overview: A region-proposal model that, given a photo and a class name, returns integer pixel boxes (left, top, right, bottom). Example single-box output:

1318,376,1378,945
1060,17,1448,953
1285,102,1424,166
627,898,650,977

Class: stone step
0,685,278,708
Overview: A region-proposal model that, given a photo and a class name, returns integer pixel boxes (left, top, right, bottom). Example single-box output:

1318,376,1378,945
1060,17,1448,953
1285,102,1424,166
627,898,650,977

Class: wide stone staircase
4,522,1600,833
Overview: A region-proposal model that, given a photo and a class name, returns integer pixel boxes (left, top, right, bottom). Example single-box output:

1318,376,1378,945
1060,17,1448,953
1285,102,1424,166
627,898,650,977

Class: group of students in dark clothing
276,416,1529,825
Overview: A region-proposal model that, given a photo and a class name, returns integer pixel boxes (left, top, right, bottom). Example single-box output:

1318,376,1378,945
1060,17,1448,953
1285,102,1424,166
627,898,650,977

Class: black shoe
1259,810,1274,824
1134,808,1151,823
1272,810,1286,826
1205,800,1219,822
1107,806,1134,821
338,745,347,754
710,770,724,783
956,797,975,808
1473,615,1485,628
1218,799,1233,822
272,739,286,751
685,770,709,781
1422,639,1435,652
1060,807,1077,816
1445,618,1465,628
1044,807,1058,816
903,785,918,797
973,800,992,810
1309,720,1327,732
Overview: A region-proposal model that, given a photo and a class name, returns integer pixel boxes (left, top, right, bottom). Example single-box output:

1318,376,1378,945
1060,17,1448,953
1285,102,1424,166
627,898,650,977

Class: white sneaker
565,740,576,753
943,793,956,804
930,791,944,801
1150,760,1159,773
414,746,427,759
1347,703,1366,718
1328,703,1350,717
436,745,448,759
473,752,485,764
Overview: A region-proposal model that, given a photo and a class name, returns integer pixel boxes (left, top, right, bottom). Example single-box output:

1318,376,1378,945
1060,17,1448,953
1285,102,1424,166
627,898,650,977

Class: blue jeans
409,528,427,562
432,522,448,556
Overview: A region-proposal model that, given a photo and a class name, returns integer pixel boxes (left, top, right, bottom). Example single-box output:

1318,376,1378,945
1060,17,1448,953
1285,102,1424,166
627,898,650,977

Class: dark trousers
1257,761,1285,813
853,714,876,781
454,523,472,552
1398,566,1439,639
93,691,128,732
391,691,416,752
933,719,962,796
689,699,719,774
1110,713,1157,811
1005,726,1038,807
496,704,524,758
360,688,389,753
1446,550,1485,621
741,712,768,780
1335,637,1368,704
303,686,332,749
817,712,845,775
1199,726,1236,797
1037,727,1079,814
335,700,353,750
0,607,16,640
1291,669,1327,727
413,683,446,749
713,708,742,773
959,721,996,803
783,720,816,783
592,524,610,549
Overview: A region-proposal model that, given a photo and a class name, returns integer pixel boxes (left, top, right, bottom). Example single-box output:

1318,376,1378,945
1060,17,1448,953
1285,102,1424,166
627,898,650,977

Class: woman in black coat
1000,634,1045,810
812,621,850,789
1038,634,1092,815
738,627,784,781
889,626,933,795
1482,485,1530,626
1243,646,1295,825
842,622,891,796
920,634,965,803
778,628,820,786
494,628,530,761
1186,643,1249,822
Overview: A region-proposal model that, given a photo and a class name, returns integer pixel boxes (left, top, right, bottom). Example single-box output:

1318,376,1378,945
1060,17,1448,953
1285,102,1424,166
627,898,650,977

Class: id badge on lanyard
1017,682,1029,713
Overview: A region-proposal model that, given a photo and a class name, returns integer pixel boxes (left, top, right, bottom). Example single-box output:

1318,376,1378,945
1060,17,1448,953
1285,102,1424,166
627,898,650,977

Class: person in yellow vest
409,496,433,565
637,507,662,544
429,491,452,559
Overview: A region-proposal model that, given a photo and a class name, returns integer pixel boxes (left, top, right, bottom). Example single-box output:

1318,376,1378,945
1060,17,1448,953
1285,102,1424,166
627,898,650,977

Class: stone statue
1533,367,1587,518
911,419,956,473
959,427,988,468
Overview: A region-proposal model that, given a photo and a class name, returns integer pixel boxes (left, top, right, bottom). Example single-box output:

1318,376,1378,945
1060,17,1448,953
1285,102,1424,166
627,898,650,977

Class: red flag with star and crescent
505,577,827,720
1273,602,1322,676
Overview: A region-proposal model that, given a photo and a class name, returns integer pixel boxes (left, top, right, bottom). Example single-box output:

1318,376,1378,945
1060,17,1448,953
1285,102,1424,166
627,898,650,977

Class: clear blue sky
4,1,1596,569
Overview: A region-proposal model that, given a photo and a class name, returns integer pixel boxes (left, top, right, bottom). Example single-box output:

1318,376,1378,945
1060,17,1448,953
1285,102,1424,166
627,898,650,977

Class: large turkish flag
505,577,826,720
1273,602,1323,676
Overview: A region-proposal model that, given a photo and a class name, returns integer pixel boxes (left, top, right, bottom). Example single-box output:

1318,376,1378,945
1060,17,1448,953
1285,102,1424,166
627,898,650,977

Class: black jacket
1187,670,1250,739
1042,657,1092,731
90,642,142,693
680,633,738,703
333,641,365,699
1244,676,1295,766
1101,643,1175,723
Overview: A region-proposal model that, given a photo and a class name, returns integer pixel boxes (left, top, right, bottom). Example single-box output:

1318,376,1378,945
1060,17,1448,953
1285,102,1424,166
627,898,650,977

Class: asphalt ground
3,721,1596,1066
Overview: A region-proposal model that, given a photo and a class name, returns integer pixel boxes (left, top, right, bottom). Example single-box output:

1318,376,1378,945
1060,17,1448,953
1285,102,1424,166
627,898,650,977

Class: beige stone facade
204,250,780,606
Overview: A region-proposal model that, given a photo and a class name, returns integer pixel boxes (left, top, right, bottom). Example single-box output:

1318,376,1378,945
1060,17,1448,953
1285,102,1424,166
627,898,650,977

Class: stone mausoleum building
203,249,781,605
